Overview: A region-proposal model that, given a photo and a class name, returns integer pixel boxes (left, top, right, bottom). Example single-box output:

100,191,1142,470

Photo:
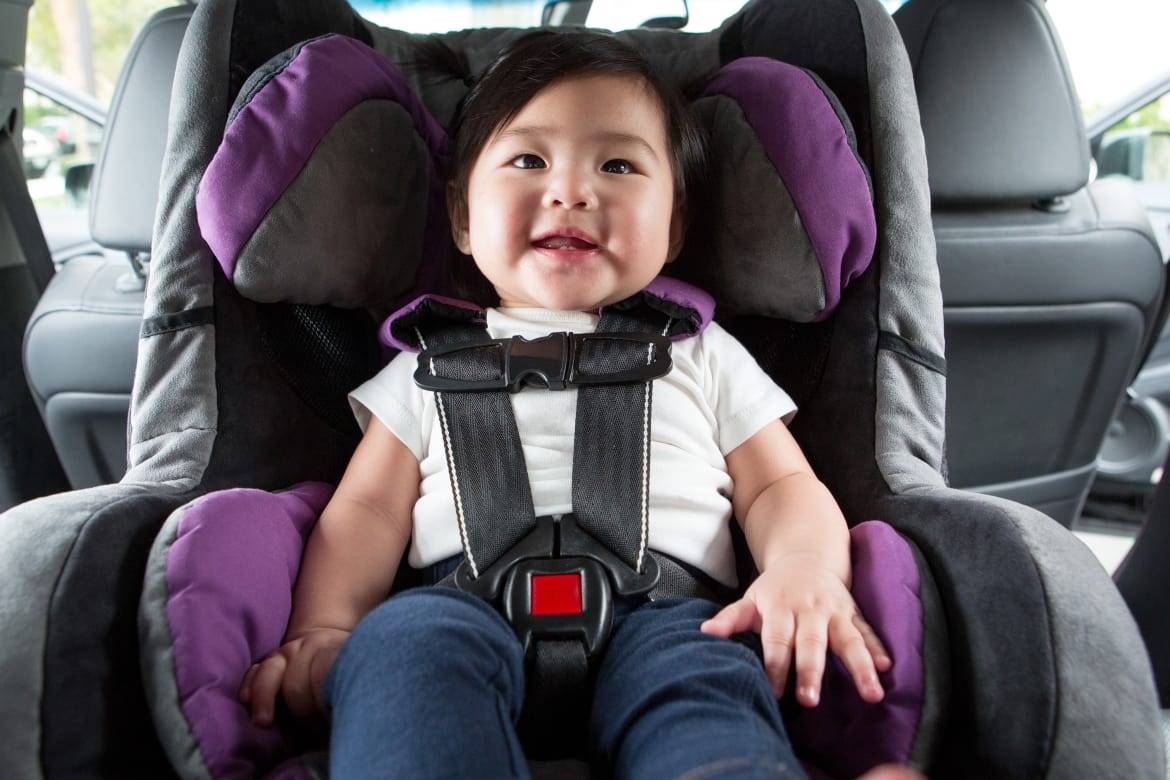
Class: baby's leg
591,597,805,779
322,585,529,779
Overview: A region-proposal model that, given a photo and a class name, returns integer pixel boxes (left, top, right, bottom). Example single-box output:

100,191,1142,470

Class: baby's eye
602,159,634,175
510,153,546,169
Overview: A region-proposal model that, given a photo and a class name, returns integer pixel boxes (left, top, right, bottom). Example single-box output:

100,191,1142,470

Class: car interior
1,0,1168,777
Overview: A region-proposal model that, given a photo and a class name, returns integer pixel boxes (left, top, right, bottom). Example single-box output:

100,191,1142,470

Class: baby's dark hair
449,30,707,225
419,30,709,305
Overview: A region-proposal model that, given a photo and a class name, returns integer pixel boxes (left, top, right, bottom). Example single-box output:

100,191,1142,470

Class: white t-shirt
349,306,796,588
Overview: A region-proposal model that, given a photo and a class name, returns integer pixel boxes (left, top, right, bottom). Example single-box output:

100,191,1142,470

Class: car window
351,0,754,33
1047,0,1170,122
23,0,176,255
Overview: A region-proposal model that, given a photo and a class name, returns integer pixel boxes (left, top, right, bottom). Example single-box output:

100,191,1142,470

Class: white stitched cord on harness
636,317,672,574
416,326,479,578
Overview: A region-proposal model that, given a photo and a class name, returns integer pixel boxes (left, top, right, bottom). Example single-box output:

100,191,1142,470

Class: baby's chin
502,287,607,313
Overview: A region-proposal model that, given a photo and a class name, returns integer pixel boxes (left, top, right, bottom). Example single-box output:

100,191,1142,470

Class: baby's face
449,73,683,311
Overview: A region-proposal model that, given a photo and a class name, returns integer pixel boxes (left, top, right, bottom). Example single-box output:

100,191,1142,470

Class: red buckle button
530,573,583,615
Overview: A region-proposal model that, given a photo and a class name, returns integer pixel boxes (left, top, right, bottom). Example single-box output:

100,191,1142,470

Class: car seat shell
0,0,1164,777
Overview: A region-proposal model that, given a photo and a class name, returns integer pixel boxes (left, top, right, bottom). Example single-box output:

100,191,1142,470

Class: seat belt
399,289,726,756
0,120,56,294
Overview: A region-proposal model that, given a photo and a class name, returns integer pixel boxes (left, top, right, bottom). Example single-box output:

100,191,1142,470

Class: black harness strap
570,306,669,573
408,292,727,757
417,325,537,575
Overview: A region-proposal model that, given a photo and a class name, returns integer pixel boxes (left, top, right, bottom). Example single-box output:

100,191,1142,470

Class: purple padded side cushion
784,520,925,775
703,57,876,320
164,483,333,780
163,488,923,778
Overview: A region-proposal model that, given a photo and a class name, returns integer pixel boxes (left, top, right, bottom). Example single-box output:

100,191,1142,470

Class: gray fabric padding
894,0,1089,204
877,350,946,491
233,99,429,312
125,326,216,490
675,94,825,320
855,0,947,494
981,487,1164,777
1163,710,1169,778
0,483,183,779
140,501,213,780
905,537,949,772
126,0,236,485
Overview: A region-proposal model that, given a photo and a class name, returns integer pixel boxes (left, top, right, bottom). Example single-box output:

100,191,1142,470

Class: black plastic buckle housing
414,331,672,393
503,557,612,658
452,514,661,660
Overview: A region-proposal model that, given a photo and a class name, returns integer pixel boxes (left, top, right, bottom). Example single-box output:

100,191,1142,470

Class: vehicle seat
0,0,1163,777
893,0,1167,526
23,5,191,488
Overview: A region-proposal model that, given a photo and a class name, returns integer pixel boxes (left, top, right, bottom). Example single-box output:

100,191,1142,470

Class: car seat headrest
198,35,450,310
90,5,193,253
893,0,1090,203
197,33,875,324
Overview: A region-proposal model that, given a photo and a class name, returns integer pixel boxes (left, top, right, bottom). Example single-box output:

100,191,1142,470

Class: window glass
353,0,543,31
350,0,759,34
1047,0,1170,122
23,0,175,248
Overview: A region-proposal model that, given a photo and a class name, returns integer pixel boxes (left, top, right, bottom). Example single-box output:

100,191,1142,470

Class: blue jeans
322,554,805,779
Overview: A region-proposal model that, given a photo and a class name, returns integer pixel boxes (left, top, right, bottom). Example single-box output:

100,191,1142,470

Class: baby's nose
550,196,589,208
543,174,597,210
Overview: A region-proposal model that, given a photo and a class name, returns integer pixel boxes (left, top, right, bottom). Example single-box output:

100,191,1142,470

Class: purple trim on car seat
164,482,333,779
382,278,714,352
198,35,449,285
785,521,924,776
379,293,486,352
704,57,876,320
642,275,715,339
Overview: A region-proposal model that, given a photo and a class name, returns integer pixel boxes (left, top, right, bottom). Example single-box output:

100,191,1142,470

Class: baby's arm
239,417,420,724
285,416,419,637
700,419,890,707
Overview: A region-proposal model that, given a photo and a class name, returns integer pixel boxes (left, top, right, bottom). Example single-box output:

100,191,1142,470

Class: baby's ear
665,199,686,264
446,182,471,255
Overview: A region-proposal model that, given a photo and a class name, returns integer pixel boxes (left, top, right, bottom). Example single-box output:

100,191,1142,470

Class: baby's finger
238,663,260,702
830,614,884,703
700,599,761,637
249,654,288,727
853,613,892,672
793,609,830,708
758,609,795,698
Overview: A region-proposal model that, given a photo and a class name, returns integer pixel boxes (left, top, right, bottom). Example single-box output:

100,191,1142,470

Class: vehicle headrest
197,32,875,323
893,0,1090,204
90,5,193,253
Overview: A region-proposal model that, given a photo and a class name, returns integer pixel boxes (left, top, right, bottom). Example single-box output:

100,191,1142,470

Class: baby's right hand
238,627,350,726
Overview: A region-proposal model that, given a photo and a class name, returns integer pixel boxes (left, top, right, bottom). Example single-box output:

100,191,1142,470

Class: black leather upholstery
894,0,1166,526
23,6,192,488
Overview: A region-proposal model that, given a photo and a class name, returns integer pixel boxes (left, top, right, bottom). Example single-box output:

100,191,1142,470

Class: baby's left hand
700,553,892,707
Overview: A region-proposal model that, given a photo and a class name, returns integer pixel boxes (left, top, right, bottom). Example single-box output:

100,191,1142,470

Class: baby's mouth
532,236,599,251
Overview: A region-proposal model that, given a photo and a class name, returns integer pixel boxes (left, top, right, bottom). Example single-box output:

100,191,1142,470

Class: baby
239,30,900,779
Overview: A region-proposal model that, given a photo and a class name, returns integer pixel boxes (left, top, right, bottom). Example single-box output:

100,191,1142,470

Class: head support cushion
197,35,450,309
198,34,875,323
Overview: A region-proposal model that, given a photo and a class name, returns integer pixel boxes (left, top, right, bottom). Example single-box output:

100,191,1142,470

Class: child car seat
0,0,1164,778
